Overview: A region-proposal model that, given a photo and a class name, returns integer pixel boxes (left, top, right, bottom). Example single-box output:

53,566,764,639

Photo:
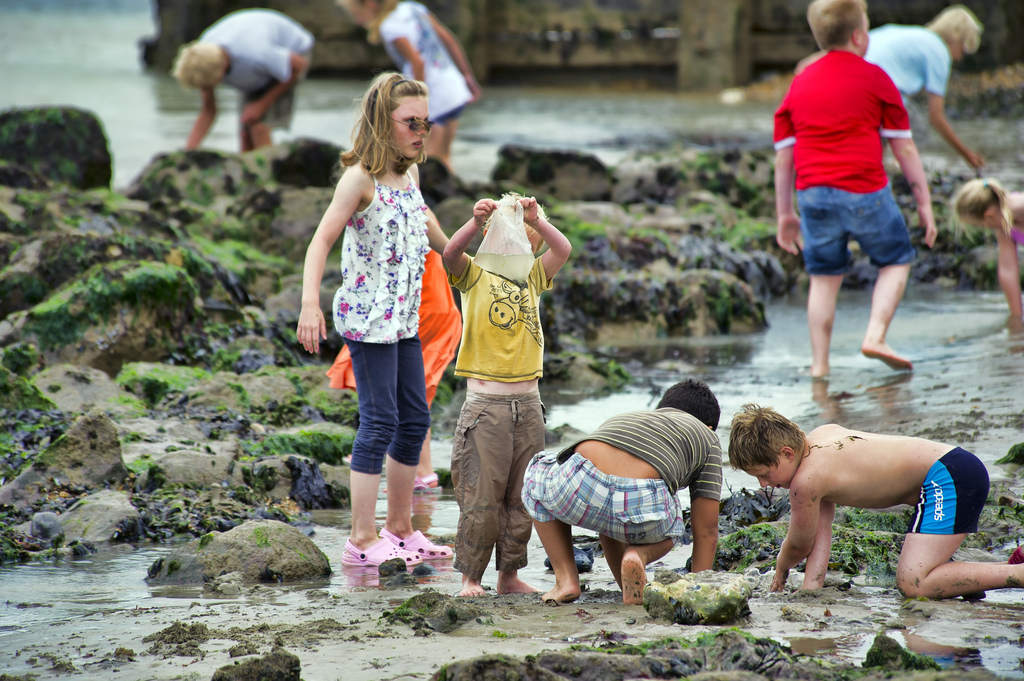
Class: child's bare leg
599,534,627,588
459,573,487,597
601,535,673,605
496,570,542,595
416,429,437,483
861,263,912,371
533,519,581,602
807,274,844,378
897,533,1024,599
426,119,458,170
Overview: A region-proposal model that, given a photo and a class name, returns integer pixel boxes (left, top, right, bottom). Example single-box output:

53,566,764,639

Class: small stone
384,573,419,587
412,563,438,576
378,558,408,577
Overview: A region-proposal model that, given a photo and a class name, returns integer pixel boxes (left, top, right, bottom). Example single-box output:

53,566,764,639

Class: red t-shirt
774,50,911,193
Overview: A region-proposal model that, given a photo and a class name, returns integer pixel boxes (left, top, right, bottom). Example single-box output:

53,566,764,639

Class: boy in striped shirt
521,379,723,604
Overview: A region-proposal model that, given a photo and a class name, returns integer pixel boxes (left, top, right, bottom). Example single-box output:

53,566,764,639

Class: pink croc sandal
1010,546,1024,565
380,528,453,560
342,538,423,567
413,472,440,491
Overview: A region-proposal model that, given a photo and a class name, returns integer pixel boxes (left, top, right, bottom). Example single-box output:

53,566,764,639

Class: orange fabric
326,250,462,406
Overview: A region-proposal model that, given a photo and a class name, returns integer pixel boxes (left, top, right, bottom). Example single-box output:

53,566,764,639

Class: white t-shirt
379,2,472,119
865,25,951,97
201,9,315,94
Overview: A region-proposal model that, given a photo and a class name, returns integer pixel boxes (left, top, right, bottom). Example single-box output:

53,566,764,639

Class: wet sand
4,298,1023,680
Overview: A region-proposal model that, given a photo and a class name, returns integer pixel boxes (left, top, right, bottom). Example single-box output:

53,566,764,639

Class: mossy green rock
0,365,56,411
997,442,1024,465
644,570,753,625
6,260,203,376
125,148,270,206
0,106,111,189
117,362,211,409
245,422,355,466
145,519,331,585
385,590,486,633
492,145,611,202
863,633,942,671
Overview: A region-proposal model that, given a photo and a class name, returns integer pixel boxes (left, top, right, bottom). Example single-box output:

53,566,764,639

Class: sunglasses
393,117,434,134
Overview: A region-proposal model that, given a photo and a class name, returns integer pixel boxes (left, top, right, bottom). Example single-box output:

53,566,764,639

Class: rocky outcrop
493,146,611,202
643,569,753,625
0,410,125,510
145,519,331,586
0,107,111,189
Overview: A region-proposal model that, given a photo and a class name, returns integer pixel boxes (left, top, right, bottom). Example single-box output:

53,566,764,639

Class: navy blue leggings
346,337,431,475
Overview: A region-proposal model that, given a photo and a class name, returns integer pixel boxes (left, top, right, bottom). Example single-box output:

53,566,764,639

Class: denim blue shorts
907,447,989,535
796,185,915,275
432,105,465,126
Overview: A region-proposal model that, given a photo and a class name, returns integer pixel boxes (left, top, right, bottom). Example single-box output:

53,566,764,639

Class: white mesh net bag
474,192,543,282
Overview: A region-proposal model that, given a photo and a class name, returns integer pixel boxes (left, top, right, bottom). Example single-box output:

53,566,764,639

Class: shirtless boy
728,404,1023,599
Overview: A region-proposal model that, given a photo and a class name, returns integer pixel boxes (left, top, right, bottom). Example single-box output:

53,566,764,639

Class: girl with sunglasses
341,0,481,170
296,72,454,568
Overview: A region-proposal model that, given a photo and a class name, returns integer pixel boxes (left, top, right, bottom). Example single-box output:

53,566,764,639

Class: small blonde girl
296,72,453,568
951,178,1024,319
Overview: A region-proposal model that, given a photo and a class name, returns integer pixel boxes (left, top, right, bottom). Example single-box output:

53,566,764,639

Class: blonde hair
951,178,1013,237
172,42,228,89
927,5,983,55
339,0,398,45
341,72,429,177
807,0,868,50
727,404,805,471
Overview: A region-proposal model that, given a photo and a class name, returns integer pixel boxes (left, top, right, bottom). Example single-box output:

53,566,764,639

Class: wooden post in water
676,0,752,90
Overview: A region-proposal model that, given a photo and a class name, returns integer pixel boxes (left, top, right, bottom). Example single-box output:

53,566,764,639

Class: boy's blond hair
341,72,429,177
807,0,868,51
338,0,399,45
926,5,984,55
727,404,805,471
951,178,1014,238
172,42,227,89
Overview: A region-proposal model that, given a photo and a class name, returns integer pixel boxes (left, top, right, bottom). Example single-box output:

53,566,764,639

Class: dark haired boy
521,379,723,604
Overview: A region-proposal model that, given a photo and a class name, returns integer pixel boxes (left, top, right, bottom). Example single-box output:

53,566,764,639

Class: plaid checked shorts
521,450,685,545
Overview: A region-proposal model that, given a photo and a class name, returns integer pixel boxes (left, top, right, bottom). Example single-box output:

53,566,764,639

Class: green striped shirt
558,408,723,500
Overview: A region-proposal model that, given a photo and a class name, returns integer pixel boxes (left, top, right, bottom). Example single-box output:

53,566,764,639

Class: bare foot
621,548,647,605
496,572,542,595
809,364,829,379
541,582,581,604
459,576,487,597
861,343,912,371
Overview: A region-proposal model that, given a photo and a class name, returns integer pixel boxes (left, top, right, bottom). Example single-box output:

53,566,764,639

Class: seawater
473,252,537,283
3,0,1022,187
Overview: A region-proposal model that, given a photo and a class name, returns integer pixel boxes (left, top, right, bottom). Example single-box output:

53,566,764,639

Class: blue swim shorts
796,184,915,276
521,450,685,545
432,105,465,126
907,447,989,535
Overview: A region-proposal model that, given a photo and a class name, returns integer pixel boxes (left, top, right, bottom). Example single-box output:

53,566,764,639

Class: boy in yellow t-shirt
443,196,572,597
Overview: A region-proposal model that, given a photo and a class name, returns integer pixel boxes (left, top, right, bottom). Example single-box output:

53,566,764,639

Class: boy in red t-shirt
774,0,937,378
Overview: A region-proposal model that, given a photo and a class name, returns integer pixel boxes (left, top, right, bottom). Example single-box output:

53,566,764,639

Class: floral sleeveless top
332,174,429,343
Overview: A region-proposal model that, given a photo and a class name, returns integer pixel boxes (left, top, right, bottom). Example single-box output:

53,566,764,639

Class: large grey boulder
0,410,126,509
145,519,331,586
60,490,140,543
643,569,753,625
32,364,141,415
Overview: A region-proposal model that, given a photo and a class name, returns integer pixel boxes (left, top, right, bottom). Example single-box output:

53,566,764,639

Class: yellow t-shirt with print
447,256,553,382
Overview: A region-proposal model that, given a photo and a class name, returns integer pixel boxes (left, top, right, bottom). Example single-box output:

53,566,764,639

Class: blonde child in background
296,72,452,568
341,0,481,170
951,178,1024,322
443,196,572,597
